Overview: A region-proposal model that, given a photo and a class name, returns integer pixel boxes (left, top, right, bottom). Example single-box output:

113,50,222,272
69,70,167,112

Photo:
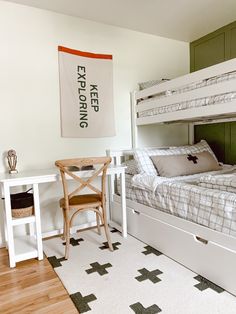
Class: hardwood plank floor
0,248,78,314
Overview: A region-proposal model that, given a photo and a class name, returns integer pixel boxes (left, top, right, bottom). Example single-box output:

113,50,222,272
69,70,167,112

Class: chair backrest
55,157,111,206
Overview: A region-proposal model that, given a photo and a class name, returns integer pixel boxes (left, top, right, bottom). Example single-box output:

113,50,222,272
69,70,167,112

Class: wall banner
58,46,115,138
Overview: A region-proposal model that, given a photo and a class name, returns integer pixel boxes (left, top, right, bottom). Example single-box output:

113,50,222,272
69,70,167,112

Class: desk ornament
7,149,18,174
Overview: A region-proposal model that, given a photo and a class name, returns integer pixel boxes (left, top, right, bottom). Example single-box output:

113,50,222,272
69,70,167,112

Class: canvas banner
58,46,115,137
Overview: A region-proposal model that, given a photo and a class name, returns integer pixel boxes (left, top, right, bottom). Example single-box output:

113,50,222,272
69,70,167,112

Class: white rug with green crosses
43,228,236,314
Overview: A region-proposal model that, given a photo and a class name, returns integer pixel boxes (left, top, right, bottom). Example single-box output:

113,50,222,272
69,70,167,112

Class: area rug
43,228,236,314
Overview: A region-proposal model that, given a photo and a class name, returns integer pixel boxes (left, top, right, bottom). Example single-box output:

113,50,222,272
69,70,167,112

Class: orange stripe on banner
58,46,112,60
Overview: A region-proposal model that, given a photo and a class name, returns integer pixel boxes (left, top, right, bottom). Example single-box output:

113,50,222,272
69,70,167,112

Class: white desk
0,165,126,267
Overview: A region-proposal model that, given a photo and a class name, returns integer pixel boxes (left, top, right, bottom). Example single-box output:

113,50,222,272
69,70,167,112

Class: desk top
0,165,126,185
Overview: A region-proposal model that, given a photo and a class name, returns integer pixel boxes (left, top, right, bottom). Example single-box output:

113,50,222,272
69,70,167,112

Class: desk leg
4,183,15,268
0,184,7,246
33,183,43,260
3,209,8,247
120,171,127,238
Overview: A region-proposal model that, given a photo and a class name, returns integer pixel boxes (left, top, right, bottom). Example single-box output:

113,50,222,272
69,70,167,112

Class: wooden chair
55,157,113,259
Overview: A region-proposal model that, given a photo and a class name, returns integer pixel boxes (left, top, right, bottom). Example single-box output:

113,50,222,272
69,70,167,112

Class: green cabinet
190,21,236,72
191,21,236,164
194,122,236,164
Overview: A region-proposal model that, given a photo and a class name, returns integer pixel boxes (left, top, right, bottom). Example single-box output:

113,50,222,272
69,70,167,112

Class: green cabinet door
194,123,227,163
230,26,236,58
191,33,225,71
194,122,236,165
190,20,236,72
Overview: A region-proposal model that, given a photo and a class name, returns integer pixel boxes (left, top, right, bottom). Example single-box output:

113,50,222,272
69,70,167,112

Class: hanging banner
58,46,115,137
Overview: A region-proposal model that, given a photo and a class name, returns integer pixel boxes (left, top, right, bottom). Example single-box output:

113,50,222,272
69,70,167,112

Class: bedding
138,78,169,90
199,173,236,193
117,165,236,237
122,159,139,175
134,140,217,175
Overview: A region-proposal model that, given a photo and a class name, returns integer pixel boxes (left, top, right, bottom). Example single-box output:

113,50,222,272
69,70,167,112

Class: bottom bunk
110,194,236,296
108,141,236,296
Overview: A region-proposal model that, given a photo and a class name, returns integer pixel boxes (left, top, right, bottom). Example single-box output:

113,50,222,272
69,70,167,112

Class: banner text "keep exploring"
77,65,99,128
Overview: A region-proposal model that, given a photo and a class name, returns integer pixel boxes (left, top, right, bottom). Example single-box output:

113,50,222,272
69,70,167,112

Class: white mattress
117,165,236,237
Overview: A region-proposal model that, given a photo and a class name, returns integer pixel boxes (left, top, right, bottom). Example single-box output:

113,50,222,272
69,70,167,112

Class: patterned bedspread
199,173,236,193
117,166,236,237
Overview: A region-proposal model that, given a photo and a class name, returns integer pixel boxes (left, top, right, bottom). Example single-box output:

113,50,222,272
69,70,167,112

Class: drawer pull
195,236,208,245
132,210,140,215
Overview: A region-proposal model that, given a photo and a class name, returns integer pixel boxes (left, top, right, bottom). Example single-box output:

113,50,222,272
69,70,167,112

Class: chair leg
101,204,113,252
61,208,66,240
96,209,101,235
65,208,70,260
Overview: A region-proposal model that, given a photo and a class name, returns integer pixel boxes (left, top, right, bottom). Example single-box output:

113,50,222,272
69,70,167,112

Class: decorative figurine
7,149,18,174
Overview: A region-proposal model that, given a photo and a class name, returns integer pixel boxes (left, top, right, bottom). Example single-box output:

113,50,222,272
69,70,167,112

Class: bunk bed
108,57,236,296
135,58,236,126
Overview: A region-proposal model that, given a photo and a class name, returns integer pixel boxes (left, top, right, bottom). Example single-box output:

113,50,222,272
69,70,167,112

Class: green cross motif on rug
135,268,163,284
99,241,121,250
110,228,120,233
194,275,224,293
142,245,162,256
130,302,162,314
62,237,84,246
47,256,66,268
86,262,112,276
70,291,96,313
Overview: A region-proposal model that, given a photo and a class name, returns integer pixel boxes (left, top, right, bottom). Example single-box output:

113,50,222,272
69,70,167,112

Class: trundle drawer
127,207,236,295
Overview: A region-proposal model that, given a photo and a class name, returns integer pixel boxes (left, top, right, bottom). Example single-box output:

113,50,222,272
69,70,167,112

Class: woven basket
12,206,34,218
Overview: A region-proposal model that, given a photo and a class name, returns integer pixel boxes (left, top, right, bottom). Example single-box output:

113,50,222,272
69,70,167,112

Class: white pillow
134,140,218,176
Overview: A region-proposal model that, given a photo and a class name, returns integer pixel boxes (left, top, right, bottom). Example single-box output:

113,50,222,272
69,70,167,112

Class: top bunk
134,58,236,125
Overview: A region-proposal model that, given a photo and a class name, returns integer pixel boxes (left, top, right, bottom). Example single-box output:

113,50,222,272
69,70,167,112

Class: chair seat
59,194,102,209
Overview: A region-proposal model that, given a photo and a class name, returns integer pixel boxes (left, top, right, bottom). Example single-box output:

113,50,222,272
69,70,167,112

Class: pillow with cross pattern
150,151,222,178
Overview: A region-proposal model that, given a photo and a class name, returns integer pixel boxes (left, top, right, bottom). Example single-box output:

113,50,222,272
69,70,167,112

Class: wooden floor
0,248,78,314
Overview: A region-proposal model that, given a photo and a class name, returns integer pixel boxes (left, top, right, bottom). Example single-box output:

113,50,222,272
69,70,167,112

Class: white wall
0,1,189,246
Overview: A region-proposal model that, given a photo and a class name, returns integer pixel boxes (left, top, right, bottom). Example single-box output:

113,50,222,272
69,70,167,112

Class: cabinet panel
194,123,226,163
193,34,225,71
230,26,236,58
194,122,236,165
190,20,236,72
229,122,236,164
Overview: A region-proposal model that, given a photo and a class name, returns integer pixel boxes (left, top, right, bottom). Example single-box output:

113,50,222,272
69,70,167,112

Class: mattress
138,70,236,118
117,165,236,237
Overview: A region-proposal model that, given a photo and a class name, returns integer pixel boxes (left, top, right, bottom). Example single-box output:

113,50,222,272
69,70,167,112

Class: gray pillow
150,151,222,178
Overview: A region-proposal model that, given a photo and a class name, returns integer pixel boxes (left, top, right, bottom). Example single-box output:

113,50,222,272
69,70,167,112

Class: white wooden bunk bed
135,58,236,126
107,58,236,296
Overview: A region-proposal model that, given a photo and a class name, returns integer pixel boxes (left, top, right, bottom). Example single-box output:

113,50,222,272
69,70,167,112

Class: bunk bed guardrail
134,58,236,126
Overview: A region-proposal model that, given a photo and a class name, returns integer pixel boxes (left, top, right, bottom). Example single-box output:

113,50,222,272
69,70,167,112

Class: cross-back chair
55,156,113,259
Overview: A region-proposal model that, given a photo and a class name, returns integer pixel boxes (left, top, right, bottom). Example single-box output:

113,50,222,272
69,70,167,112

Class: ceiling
4,0,236,42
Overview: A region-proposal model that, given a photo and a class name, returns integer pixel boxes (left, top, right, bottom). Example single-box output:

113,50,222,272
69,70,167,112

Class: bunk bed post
130,91,138,148
106,149,115,223
188,123,194,144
